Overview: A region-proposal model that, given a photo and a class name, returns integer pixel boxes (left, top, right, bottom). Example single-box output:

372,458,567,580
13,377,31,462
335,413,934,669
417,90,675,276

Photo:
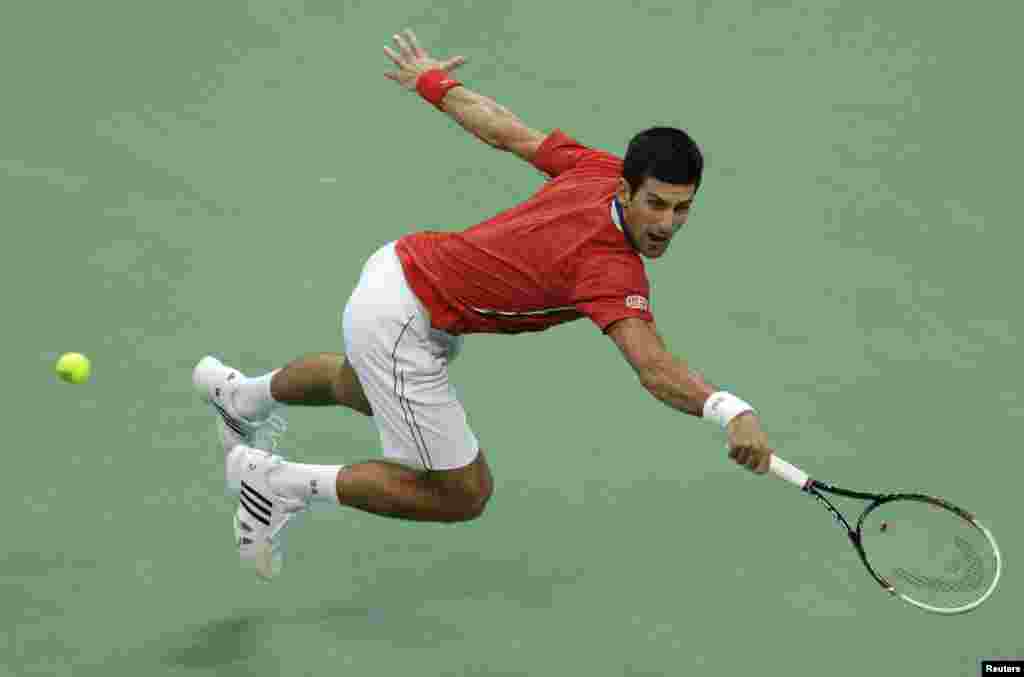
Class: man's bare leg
240,353,493,522
336,450,494,522
268,353,373,416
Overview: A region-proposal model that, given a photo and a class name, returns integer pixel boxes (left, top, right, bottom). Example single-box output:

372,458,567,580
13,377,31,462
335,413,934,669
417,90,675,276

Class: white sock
231,370,280,421
268,461,344,506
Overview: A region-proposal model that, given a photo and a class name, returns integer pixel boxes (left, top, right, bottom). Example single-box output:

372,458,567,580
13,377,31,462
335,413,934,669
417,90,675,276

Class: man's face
617,177,696,259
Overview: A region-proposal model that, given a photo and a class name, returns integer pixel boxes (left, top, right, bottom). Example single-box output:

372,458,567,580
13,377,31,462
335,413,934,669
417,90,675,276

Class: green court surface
4,1,1022,675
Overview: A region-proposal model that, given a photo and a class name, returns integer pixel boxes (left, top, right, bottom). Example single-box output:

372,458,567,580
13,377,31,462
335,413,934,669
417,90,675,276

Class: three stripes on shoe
240,480,272,527
212,401,247,438
212,395,273,543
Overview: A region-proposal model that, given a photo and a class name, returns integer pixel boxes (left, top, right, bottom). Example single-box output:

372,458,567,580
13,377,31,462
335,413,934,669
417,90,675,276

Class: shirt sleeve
530,129,598,178
570,254,654,332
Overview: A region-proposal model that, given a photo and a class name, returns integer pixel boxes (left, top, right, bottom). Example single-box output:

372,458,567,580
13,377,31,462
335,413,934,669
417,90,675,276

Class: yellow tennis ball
56,352,91,384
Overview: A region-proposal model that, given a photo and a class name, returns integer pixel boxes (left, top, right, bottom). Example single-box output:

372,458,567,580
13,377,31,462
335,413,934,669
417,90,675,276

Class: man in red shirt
193,29,775,580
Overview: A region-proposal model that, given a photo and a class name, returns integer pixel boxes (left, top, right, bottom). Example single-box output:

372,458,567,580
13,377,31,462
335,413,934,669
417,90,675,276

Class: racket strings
862,499,998,611
891,536,987,593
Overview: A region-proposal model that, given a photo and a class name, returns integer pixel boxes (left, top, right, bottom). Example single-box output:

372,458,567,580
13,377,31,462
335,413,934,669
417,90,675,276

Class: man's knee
437,449,493,522
461,473,493,521
332,356,373,416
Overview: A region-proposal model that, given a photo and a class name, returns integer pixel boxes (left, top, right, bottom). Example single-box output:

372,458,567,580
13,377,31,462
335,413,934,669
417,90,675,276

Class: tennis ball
56,352,91,384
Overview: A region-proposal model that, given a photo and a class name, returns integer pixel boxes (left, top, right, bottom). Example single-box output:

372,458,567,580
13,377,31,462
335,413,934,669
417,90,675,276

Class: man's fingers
729,437,774,473
383,72,399,81
393,33,414,61
405,29,426,58
443,55,468,71
747,448,771,474
383,46,403,67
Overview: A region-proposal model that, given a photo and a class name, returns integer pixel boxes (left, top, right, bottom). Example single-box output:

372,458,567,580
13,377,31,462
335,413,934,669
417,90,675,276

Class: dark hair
622,127,704,196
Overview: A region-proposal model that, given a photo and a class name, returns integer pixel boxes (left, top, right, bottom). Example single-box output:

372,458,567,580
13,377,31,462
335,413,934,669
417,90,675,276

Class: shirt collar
610,198,624,232
610,197,641,253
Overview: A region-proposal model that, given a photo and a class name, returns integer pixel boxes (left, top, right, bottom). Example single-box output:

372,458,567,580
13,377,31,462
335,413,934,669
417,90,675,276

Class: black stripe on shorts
391,316,433,470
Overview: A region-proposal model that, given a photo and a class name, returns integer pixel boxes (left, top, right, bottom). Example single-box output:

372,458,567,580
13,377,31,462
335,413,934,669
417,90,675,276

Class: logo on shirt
625,295,649,311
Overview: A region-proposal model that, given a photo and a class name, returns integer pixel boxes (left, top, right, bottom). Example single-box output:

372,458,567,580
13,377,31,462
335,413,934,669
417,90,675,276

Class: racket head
855,495,1002,614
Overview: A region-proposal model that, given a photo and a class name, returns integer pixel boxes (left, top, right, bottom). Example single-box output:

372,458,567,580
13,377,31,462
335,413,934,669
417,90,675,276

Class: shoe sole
254,544,280,581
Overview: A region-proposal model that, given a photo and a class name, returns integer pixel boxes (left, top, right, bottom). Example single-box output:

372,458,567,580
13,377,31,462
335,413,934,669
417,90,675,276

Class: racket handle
770,455,810,489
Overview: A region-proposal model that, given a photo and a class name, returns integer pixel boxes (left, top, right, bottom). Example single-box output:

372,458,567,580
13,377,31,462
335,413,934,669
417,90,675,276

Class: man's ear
617,178,632,205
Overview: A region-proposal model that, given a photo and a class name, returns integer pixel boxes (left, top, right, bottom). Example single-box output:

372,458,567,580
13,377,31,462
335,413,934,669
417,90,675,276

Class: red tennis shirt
395,129,654,335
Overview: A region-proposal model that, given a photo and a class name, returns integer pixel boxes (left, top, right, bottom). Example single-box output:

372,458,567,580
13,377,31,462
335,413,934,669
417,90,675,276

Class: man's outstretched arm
607,317,775,474
383,29,547,163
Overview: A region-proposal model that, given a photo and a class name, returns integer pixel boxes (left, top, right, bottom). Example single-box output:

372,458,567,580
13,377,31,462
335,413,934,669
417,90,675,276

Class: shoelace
263,456,309,518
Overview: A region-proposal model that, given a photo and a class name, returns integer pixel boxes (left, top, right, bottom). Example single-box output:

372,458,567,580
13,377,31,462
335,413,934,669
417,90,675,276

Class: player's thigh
344,313,479,471
345,327,476,471
342,242,478,472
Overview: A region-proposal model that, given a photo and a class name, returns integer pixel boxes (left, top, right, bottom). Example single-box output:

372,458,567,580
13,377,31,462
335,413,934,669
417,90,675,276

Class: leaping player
193,29,776,580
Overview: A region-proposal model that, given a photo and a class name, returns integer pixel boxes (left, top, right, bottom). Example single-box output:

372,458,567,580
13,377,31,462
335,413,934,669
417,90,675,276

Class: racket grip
770,455,810,489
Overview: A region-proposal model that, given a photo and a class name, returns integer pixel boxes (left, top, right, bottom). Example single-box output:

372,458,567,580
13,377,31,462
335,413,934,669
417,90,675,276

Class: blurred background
3,1,1021,674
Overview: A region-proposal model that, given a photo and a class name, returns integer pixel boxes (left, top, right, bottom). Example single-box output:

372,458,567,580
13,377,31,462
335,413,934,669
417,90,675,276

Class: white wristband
703,391,755,428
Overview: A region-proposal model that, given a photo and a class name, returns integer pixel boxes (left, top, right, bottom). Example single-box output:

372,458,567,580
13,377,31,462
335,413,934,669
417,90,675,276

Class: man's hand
382,28,545,161
383,29,467,91
726,412,773,474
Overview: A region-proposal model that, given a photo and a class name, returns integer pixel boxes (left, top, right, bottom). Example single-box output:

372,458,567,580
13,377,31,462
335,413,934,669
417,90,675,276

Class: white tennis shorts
342,241,478,471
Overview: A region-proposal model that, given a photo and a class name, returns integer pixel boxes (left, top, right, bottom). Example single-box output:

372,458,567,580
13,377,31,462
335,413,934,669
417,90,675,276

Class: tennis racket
769,455,1002,614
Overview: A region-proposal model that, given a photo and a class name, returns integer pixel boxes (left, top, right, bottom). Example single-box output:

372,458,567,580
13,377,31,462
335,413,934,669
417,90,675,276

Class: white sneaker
192,355,287,494
229,445,309,581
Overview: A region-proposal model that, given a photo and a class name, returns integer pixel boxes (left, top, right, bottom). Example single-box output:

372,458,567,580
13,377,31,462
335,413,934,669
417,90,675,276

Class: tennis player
193,29,776,580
